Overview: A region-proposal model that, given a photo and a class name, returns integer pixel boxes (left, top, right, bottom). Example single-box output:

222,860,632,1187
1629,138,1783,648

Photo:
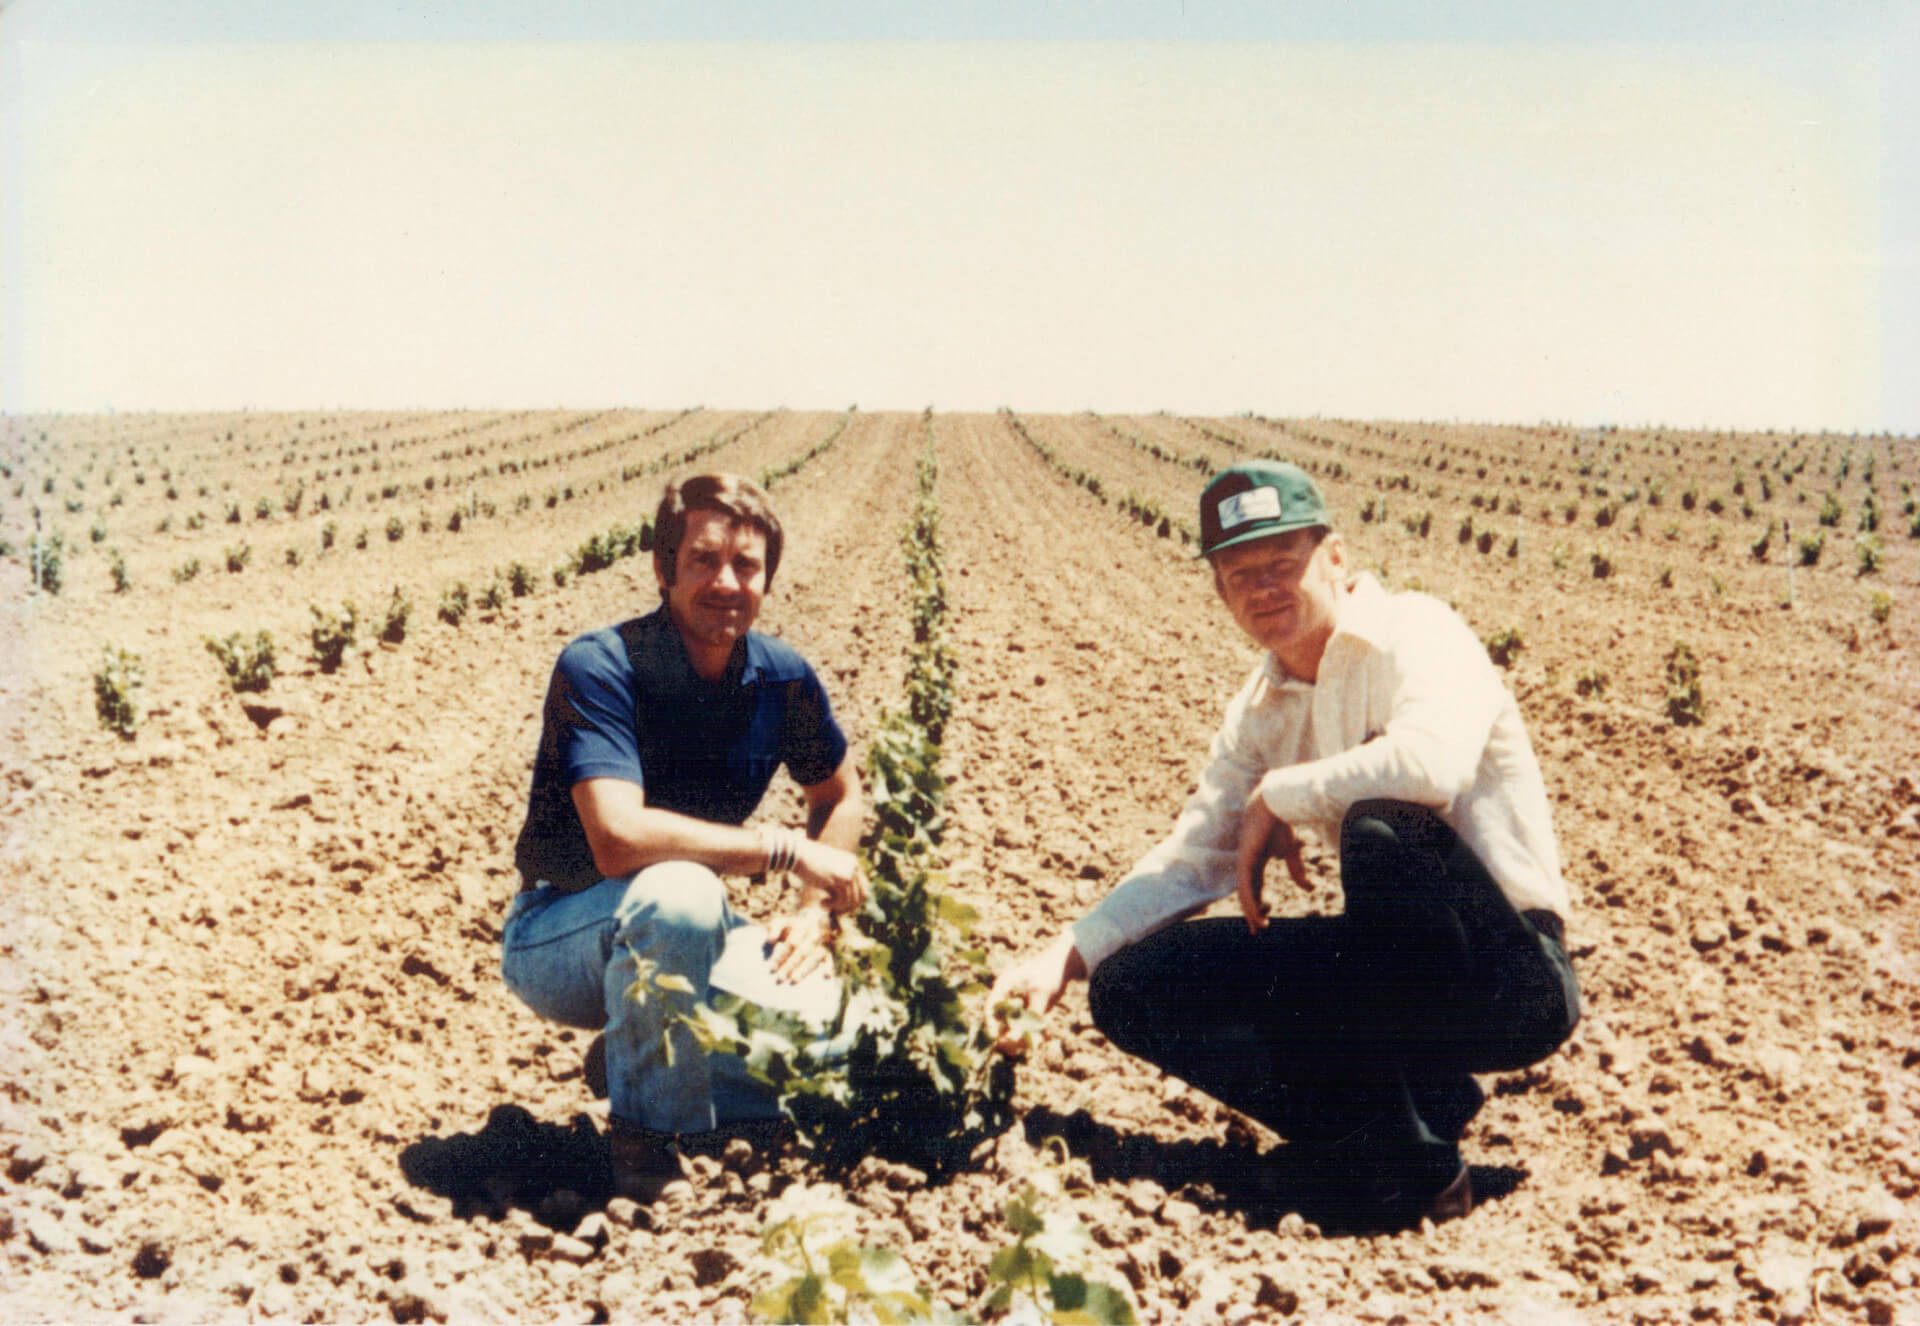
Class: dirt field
2,408,1916,1323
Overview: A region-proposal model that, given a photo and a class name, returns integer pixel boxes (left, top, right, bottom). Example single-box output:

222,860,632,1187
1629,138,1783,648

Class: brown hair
652,473,784,596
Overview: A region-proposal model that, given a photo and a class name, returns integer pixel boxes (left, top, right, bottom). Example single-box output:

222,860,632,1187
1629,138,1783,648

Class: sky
2,1,1916,433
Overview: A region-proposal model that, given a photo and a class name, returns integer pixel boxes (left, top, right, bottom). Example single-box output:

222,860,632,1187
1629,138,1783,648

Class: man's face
1211,527,1347,663
659,509,768,659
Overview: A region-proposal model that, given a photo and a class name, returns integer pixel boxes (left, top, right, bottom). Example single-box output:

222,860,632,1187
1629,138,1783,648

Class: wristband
759,825,800,876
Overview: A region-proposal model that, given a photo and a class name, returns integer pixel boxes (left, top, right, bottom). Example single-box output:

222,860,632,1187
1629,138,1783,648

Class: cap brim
1198,518,1327,559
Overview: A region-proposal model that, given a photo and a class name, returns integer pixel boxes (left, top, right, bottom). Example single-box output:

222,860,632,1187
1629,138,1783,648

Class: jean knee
613,861,729,945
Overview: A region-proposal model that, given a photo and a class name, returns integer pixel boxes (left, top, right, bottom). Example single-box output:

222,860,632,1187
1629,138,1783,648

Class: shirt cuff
1257,768,1318,824
1068,913,1129,976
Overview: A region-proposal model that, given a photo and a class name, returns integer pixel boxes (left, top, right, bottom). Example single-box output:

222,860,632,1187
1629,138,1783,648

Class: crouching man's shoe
1426,1160,1473,1224
608,1118,689,1204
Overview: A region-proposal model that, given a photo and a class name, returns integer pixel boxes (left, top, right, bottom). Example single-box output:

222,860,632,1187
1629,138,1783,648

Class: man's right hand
988,933,1088,1055
791,838,867,916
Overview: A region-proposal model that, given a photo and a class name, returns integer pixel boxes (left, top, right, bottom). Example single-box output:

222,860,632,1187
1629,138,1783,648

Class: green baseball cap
1198,459,1330,558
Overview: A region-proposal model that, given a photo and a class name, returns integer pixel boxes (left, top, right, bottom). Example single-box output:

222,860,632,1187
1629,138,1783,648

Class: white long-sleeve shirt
1071,573,1569,973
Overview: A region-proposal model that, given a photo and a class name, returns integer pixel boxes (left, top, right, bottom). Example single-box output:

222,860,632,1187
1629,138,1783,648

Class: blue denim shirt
512,606,847,890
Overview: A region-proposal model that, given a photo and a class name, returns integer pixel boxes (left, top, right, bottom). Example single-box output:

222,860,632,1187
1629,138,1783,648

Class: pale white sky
3,1,1916,432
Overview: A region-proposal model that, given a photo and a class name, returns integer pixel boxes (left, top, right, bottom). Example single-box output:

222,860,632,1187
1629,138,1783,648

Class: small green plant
1588,547,1614,579
93,645,143,739
1656,563,1674,589
478,576,505,613
1868,590,1892,624
385,516,405,543
1550,543,1570,571
437,581,469,626
506,561,536,598
185,511,206,531
284,546,303,567
320,521,337,550
1856,535,1883,576
748,1186,948,1325
1456,515,1475,544
28,531,65,594
355,528,370,550
379,586,411,643
224,543,251,574
171,557,202,583
89,518,107,545
1483,627,1524,669
109,548,130,593
310,601,358,673
1797,530,1825,566
980,1160,1137,1324
1664,641,1704,727
225,502,241,524
254,496,273,521
1818,491,1842,527
1574,666,1609,698
1750,520,1775,562
205,631,276,693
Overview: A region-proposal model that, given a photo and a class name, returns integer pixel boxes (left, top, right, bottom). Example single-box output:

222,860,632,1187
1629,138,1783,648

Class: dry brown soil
2,409,1917,1323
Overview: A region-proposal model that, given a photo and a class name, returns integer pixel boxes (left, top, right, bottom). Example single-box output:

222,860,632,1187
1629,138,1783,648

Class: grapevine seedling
310,602,358,673
93,645,143,739
748,1185,953,1325
437,582,469,627
981,1162,1137,1324
1664,641,1704,727
205,631,276,693
1483,628,1523,669
379,587,411,643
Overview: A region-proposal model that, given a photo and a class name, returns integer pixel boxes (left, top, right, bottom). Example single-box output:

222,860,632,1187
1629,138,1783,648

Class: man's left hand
766,907,833,984
1235,790,1309,934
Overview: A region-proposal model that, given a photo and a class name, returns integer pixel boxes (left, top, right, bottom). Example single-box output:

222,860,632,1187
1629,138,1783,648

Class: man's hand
766,907,832,984
1235,790,1309,934
988,933,1088,1055
791,838,867,916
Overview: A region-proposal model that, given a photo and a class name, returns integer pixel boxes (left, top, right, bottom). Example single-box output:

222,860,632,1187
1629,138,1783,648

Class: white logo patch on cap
1218,486,1282,531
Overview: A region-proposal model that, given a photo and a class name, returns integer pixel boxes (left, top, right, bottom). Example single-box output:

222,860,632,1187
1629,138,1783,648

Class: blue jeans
501,862,791,1134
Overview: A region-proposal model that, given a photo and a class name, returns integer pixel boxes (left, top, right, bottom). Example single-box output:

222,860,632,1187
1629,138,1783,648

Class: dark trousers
1088,800,1579,1199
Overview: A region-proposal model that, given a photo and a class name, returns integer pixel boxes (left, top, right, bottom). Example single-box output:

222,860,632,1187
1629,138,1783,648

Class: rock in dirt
1253,1271,1300,1313
548,1234,596,1264
24,1209,80,1256
690,1246,738,1287
1159,1197,1203,1234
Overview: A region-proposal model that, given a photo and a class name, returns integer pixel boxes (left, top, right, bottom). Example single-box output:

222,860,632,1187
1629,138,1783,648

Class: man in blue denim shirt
504,473,865,1198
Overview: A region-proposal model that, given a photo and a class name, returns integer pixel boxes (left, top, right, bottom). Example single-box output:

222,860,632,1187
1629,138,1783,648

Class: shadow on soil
1022,1106,1528,1237
399,1105,615,1229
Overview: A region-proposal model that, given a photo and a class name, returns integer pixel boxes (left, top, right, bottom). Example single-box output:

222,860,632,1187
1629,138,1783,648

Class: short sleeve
552,634,646,789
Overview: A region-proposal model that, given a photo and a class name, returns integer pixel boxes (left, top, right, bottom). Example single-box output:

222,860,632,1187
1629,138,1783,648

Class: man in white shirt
992,459,1579,1229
